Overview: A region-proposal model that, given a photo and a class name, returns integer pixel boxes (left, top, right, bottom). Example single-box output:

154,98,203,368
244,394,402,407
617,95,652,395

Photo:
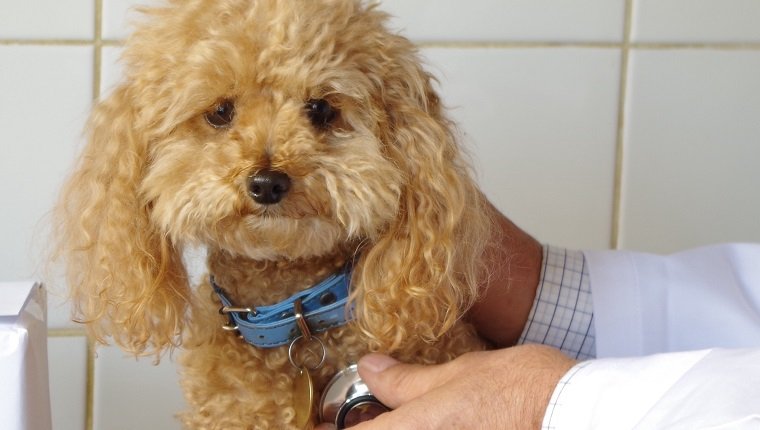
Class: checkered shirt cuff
517,246,596,360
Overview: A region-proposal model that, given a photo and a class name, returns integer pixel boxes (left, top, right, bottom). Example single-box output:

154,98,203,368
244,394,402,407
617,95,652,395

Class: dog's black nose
248,169,291,205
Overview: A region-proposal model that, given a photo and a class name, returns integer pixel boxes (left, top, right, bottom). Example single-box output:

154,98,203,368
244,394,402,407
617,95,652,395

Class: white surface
0,0,93,40
424,47,620,249
48,336,87,430
381,0,626,42
0,282,51,430
94,346,185,430
633,0,760,43
620,50,760,253
0,281,36,317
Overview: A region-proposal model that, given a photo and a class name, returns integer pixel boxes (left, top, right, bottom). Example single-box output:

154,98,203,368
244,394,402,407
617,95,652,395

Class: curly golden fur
55,0,493,427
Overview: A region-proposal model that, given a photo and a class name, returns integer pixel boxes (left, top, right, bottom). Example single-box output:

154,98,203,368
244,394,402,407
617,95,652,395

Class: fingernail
359,353,399,374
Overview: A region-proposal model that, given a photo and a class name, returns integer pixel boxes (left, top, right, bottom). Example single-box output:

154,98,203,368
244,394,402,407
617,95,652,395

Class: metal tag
293,367,314,429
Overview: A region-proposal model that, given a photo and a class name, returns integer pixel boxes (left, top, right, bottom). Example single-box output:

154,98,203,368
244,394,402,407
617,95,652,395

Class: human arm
469,204,596,360
475,202,596,359
468,202,544,347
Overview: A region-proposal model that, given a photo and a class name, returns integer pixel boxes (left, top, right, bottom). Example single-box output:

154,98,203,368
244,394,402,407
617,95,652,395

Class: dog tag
293,367,314,429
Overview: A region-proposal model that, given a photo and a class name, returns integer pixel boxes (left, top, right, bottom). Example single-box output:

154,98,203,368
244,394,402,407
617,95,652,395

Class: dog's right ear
55,86,189,356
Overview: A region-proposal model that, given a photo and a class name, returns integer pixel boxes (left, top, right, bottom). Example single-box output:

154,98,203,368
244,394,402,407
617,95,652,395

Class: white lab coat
542,244,760,429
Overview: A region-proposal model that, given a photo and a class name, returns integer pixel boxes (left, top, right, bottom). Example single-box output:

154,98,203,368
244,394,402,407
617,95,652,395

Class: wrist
469,203,543,346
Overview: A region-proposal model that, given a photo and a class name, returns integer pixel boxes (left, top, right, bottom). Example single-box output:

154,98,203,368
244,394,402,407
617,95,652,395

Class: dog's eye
204,99,235,128
305,99,337,129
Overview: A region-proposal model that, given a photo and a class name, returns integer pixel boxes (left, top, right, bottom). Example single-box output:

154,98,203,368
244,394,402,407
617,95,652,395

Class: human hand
315,345,576,430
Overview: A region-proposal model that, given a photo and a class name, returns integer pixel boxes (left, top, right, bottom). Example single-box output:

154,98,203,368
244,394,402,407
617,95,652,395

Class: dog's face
135,0,419,260
59,0,489,354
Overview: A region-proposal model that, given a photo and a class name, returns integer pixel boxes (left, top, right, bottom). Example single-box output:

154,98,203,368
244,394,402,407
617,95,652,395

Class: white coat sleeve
542,348,760,429
584,243,760,357
540,243,760,429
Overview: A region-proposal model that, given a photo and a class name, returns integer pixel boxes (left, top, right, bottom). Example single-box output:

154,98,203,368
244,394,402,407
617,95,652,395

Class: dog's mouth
244,205,285,219
217,209,346,260
241,198,322,221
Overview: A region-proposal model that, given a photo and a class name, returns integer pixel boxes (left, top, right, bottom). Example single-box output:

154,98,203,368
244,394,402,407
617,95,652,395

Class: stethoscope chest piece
319,364,390,429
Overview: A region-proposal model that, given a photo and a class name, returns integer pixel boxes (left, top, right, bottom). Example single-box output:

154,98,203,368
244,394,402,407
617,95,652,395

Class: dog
55,0,493,428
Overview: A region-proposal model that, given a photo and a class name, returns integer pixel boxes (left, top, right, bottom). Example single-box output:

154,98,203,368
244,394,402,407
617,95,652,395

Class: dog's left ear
53,85,189,357
353,44,492,353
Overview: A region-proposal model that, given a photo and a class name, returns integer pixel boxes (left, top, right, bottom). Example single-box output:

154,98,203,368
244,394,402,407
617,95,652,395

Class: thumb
357,354,451,409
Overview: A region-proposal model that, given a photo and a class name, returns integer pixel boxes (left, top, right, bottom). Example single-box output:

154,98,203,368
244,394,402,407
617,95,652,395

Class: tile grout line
85,338,96,430
2,37,760,50
419,40,623,49
92,0,104,101
0,39,94,46
415,40,760,50
633,41,760,50
0,39,122,46
610,0,635,250
48,328,87,337
85,2,103,429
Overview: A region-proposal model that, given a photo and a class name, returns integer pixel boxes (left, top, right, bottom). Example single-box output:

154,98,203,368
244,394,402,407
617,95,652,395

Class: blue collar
211,263,353,348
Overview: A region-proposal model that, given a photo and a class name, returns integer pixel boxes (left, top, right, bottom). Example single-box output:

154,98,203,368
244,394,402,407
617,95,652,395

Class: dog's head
56,0,490,355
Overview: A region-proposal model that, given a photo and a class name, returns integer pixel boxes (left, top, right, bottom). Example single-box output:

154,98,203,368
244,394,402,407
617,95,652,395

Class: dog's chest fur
176,247,485,429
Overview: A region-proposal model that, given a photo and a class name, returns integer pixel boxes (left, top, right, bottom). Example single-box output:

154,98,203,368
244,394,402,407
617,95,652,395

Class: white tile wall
424,47,621,249
633,0,760,43
620,49,760,253
1,0,759,429
48,336,88,430
0,0,94,40
93,347,185,430
101,46,125,96
381,0,626,42
102,0,161,40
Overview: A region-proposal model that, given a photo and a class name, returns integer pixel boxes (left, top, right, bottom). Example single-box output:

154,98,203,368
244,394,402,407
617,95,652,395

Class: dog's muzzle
248,168,291,204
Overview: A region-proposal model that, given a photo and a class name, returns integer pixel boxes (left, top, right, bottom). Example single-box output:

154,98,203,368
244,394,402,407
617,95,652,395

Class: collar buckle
293,299,313,341
219,305,258,316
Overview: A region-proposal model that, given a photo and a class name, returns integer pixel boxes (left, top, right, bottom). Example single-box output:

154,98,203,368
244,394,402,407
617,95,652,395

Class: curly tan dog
55,0,493,428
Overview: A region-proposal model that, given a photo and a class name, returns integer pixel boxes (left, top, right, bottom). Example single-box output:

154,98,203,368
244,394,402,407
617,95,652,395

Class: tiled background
1,0,759,429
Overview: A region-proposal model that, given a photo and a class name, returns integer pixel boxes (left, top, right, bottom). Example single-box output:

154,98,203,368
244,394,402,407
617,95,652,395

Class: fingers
357,353,462,409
